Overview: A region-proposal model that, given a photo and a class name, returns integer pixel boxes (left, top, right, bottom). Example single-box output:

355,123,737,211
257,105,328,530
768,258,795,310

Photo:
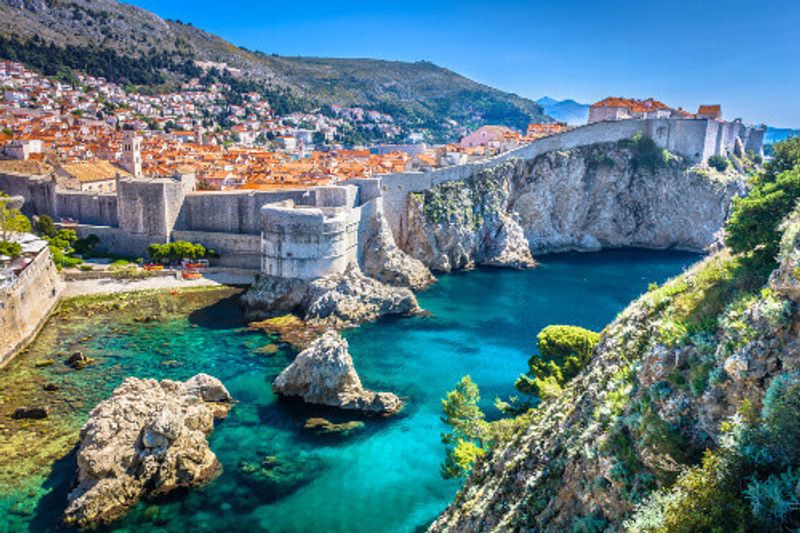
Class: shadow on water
187,293,248,330
29,446,78,533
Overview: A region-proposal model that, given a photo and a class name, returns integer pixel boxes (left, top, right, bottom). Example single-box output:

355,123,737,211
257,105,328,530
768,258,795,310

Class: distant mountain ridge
0,0,549,141
536,97,589,126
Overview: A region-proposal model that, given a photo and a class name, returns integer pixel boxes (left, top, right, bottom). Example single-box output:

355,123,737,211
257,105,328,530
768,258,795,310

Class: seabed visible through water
0,249,698,532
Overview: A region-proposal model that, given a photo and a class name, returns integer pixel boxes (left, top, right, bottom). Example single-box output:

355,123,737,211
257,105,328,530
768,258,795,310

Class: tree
34,215,57,238
0,194,31,242
515,325,600,400
725,166,800,269
73,234,100,257
440,376,489,479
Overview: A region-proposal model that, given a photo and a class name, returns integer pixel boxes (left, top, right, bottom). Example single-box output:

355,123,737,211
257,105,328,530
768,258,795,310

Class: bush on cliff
626,373,800,532
0,240,21,258
0,194,31,241
621,132,669,173
725,166,800,270
725,137,800,272
514,325,600,400
707,154,729,172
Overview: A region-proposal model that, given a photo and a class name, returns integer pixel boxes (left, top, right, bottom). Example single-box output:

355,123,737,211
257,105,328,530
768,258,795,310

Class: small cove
0,248,699,532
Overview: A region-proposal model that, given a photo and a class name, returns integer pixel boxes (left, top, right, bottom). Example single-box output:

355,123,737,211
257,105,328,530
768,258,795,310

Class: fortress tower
121,131,142,178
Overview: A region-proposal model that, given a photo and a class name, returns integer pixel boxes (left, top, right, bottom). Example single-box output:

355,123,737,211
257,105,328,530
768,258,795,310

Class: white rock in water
63,374,233,528
273,330,402,414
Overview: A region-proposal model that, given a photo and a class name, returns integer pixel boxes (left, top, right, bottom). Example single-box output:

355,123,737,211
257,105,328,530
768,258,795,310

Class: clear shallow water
1,249,698,532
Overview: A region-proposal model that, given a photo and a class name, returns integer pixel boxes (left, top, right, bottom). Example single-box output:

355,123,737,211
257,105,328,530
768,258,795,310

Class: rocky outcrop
404,173,535,272
359,198,436,289
272,330,402,414
242,268,422,328
403,143,745,270
431,209,799,532
63,374,233,528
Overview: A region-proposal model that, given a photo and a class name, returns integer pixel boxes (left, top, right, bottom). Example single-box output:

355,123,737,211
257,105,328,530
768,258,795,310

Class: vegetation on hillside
439,139,800,530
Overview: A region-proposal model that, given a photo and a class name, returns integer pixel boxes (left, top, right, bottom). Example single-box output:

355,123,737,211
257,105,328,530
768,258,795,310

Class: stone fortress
0,117,765,278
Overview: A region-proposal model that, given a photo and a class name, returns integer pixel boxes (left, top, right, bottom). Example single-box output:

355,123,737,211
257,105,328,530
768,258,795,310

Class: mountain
0,0,549,141
766,126,800,145
536,97,590,126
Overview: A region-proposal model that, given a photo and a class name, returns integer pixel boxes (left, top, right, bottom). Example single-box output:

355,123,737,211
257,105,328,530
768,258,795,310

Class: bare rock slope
402,142,745,271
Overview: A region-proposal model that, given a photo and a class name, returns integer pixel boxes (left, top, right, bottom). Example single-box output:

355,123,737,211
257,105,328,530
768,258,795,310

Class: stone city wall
259,184,363,279
0,247,63,367
171,230,262,269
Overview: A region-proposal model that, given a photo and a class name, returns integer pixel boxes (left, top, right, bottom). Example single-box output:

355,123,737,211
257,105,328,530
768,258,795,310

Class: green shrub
624,132,669,173
515,325,600,399
0,240,21,258
707,155,729,172
744,469,800,527
34,215,57,238
147,240,209,263
73,234,100,257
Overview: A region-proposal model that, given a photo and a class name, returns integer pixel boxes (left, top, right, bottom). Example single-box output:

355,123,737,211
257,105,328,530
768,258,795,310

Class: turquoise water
2,249,698,532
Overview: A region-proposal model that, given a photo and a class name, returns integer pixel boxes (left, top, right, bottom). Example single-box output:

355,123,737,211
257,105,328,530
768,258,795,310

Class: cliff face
430,206,800,532
402,142,745,271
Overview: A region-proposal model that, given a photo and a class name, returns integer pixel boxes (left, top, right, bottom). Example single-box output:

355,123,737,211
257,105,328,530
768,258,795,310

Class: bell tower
121,130,142,178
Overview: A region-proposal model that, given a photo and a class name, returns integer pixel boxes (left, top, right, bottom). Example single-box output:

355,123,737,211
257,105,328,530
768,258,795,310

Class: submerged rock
66,351,93,370
63,373,233,528
303,417,365,435
273,330,402,414
11,406,49,420
242,268,422,328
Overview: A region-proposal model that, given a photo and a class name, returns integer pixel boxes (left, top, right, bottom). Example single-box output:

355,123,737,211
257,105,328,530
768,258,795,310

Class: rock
303,268,422,328
248,314,327,349
272,330,402,414
63,374,233,528
402,145,745,270
359,198,435,290
255,344,280,355
11,406,49,420
66,351,93,369
243,268,422,328
43,383,59,391
34,359,55,367
303,417,365,435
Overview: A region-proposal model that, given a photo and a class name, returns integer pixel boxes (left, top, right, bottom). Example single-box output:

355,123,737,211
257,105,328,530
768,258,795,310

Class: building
55,160,129,193
120,131,142,178
458,125,516,149
589,98,674,123
697,105,722,120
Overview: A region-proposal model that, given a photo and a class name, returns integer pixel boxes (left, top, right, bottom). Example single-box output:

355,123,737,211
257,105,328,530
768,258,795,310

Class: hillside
432,141,800,531
536,96,589,126
0,0,549,140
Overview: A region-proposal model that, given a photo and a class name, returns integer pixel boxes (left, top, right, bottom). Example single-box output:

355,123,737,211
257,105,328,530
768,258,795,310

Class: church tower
121,130,142,178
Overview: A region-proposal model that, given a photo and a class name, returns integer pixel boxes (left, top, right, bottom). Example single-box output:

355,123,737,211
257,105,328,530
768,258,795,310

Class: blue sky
129,0,800,127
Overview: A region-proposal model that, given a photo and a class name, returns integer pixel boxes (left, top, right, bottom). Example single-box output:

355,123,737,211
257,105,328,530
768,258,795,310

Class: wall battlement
259,184,367,279
0,118,763,272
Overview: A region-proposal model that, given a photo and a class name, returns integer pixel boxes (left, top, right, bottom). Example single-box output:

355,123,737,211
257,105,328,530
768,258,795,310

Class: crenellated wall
1,118,764,272
259,184,363,279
